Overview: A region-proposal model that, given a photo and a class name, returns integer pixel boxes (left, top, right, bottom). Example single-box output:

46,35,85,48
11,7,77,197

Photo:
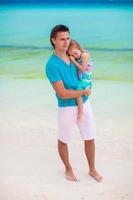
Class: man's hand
84,88,91,96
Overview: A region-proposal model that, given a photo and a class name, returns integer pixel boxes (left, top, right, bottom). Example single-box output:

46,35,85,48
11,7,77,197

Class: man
45,24,102,182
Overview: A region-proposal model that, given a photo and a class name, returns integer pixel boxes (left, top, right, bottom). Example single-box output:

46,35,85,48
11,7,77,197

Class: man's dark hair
50,24,69,48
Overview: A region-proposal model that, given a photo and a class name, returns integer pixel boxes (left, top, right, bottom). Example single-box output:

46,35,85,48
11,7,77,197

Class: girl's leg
77,96,83,121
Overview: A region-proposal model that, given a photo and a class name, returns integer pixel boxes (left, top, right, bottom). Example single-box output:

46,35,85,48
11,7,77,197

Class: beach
0,78,133,200
0,4,133,199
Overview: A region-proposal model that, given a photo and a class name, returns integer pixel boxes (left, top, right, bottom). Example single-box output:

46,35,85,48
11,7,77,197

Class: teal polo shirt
45,53,88,107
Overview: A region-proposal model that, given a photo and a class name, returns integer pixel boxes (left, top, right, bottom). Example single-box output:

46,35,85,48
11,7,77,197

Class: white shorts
57,99,96,143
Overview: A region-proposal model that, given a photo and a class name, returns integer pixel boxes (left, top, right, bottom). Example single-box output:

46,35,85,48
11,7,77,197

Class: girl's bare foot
65,169,78,182
89,170,103,182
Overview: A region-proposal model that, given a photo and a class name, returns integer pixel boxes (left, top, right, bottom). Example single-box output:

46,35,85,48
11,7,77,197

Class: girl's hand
70,55,75,62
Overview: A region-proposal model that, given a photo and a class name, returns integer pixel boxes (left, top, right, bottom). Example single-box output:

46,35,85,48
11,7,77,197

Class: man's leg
58,140,77,181
84,139,102,182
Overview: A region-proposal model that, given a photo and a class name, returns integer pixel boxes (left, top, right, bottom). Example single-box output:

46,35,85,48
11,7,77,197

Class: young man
45,25,102,182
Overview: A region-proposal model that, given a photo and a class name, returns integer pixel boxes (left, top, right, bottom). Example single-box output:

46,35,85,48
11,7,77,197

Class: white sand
0,79,133,200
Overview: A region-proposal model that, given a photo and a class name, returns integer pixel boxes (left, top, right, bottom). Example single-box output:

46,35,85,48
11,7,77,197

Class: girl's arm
70,52,90,72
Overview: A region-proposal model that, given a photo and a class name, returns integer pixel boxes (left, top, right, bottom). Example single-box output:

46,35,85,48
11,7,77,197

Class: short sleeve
45,63,62,84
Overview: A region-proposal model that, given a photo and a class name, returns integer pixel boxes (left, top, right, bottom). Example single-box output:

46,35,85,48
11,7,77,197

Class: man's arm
52,80,90,99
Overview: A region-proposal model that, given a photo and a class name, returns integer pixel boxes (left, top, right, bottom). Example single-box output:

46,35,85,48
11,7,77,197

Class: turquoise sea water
0,4,133,81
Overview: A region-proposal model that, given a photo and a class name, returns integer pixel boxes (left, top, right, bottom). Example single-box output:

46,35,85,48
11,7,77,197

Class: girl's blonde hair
67,39,83,54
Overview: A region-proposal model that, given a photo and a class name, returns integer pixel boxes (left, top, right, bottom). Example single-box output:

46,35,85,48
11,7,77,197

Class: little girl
67,40,93,121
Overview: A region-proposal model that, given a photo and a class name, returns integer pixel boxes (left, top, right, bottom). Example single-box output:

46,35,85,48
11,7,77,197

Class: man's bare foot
89,170,103,182
65,169,78,182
